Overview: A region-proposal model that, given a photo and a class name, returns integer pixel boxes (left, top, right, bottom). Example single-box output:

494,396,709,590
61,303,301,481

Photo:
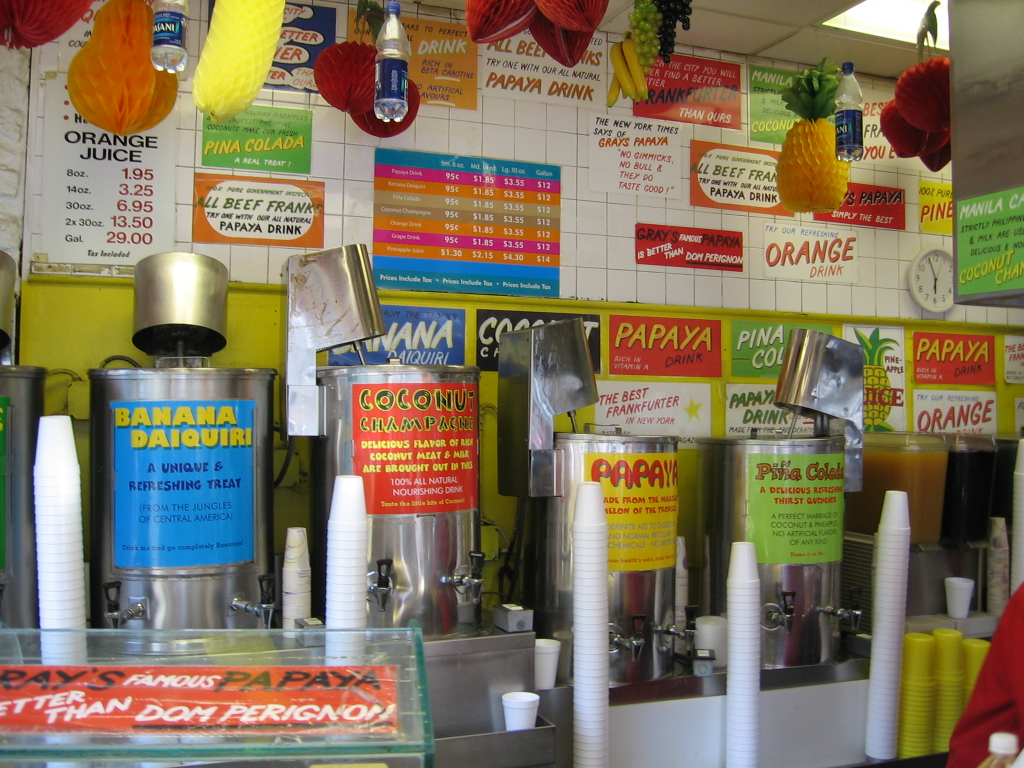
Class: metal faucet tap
610,614,647,662
102,580,147,628
442,551,486,604
762,590,797,633
368,558,394,612
230,574,277,629
823,587,863,632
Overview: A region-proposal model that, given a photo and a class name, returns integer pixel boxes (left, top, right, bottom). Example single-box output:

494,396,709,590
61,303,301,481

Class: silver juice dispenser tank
283,246,486,638
89,252,276,636
0,250,45,628
500,320,682,684
697,329,865,668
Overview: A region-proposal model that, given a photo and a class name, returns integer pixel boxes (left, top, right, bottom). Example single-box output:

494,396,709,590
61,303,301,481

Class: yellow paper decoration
192,0,286,123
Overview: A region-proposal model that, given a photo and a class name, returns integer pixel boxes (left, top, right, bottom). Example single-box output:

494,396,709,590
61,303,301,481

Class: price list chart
373,148,561,297
40,74,175,267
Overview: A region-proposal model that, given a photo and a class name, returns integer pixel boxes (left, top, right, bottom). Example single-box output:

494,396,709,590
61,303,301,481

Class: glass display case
0,627,432,767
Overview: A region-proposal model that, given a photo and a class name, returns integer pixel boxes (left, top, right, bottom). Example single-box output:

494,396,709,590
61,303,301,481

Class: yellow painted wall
20,276,1024,604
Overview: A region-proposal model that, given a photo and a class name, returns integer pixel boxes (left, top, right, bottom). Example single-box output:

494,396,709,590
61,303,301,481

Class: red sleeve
947,587,1024,768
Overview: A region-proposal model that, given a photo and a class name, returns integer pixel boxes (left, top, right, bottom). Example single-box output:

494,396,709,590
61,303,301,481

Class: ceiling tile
676,10,798,56
691,0,863,27
758,27,918,78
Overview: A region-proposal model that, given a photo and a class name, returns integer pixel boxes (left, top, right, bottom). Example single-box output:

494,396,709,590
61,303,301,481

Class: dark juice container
941,434,996,542
991,436,1021,527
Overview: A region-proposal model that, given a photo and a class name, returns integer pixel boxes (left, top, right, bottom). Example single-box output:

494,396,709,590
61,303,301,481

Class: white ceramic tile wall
19,1,1024,327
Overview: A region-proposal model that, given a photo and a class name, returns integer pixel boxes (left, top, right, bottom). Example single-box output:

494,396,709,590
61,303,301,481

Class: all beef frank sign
690,141,790,216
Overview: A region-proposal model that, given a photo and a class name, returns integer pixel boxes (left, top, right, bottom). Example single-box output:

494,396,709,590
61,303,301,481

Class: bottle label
375,58,408,102
153,11,186,47
835,109,863,147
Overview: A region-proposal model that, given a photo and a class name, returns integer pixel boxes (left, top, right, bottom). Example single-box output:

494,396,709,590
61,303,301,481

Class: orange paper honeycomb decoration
66,0,177,136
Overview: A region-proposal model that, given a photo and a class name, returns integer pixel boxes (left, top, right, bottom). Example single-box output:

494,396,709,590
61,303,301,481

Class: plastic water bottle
835,61,863,162
980,732,1019,768
151,0,189,73
374,1,410,122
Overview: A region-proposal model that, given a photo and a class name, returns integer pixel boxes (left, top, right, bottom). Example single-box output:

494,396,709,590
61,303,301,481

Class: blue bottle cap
386,1,401,13
842,62,854,74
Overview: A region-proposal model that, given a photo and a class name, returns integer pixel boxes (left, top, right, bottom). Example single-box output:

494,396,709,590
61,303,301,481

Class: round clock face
910,248,955,312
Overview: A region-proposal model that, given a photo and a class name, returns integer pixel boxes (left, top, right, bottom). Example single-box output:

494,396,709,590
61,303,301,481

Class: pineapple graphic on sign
856,328,898,432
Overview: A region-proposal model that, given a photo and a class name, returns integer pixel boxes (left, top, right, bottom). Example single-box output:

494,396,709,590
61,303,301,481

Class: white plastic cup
694,615,728,668
501,691,540,731
945,577,975,619
535,638,561,690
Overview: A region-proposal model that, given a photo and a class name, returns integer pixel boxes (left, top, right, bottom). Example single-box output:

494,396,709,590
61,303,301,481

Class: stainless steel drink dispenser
0,250,45,628
500,319,683,684
90,252,276,635
286,246,485,638
698,329,864,667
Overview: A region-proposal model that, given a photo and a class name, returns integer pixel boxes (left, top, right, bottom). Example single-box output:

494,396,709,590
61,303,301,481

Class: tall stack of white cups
282,527,312,629
725,541,761,768
864,490,912,760
674,536,688,655
33,416,87,665
1011,441,1024,594
324,476,368,661
572,482,610,768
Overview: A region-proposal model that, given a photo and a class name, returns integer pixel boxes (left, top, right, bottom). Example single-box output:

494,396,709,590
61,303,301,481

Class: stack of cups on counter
324,476,368,661
898,633,937,758
571,482,610,768
282,526,312,630
674,536,688,655
33,415,87,664
725,541,761,768
864,491,912,761
963,638,991,701
1011,440,1024,594
987,518,1011,617
932,628,965,752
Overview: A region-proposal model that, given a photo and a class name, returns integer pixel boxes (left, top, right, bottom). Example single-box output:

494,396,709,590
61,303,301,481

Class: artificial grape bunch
627,0,662,74
652,0,692,62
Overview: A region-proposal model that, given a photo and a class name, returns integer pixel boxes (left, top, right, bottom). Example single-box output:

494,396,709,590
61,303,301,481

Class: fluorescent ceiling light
823,0,950,49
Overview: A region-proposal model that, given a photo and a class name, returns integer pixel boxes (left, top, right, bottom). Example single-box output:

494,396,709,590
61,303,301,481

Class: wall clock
909,247,955,313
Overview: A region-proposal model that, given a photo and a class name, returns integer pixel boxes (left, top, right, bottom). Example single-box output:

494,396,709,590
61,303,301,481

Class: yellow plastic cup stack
932,628,965,753
898,632,937,758
963,638,991,701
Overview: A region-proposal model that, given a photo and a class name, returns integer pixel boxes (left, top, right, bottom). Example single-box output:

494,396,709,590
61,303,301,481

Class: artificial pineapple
776,58,850,213
856,328,898,431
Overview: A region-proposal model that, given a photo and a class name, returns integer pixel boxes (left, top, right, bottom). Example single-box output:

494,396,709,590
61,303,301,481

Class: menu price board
40,73,176,266
373,149,560,297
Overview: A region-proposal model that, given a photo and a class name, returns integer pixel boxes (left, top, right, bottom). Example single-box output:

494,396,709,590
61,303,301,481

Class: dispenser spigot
762,590,797,633
823,587,863,633
368,559,394,612
442,551,486,604
230,574,277,629
102,580,147,628
610,614,646,662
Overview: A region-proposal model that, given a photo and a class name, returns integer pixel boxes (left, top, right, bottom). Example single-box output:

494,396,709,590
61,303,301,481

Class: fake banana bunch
607,35,648,107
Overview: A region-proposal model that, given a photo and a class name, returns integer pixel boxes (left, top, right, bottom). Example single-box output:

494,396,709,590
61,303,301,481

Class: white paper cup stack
571,482,609,768
324,476,368,661
33,415,87,664
282,526,312,629
674,536,688,655
864,490,912,761
725,541,761,768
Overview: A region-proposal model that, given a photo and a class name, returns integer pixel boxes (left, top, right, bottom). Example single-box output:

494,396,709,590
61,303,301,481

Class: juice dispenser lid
132,252,228,357
942,433,996,452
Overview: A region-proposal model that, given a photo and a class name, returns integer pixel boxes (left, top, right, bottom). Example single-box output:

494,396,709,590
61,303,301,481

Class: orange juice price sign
351,382,479,514
587,452,678,571
0,665,398,733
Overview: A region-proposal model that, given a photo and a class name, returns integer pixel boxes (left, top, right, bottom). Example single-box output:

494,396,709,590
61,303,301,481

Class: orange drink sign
587,452,678,571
